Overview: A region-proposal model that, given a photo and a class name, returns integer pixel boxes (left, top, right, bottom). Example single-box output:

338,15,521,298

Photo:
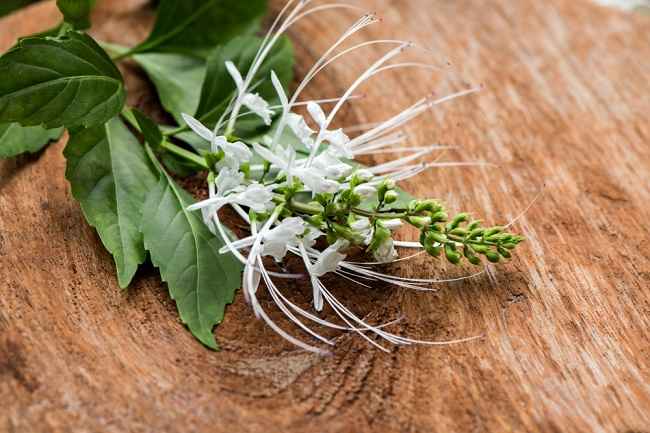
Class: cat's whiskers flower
181,3,526,353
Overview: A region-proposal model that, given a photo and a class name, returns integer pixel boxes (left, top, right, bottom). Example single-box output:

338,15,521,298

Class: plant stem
352,208,407,219
111,48,137,62
163,125,188,137
160,140,208,169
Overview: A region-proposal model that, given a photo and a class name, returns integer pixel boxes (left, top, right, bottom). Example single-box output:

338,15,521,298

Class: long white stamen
307,43,413,164
503,185,546,229
271,14,380,149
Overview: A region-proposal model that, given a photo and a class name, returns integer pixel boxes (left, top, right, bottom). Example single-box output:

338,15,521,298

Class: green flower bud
407,216,432,228
431,211,448,223
415,199,442,213
484,226,504,237
497,246,512,259
307,215,324,228
449,228,467,237
463,245,481,266
425,244,442,257
468,228,485,240
384,190,399,204
486,251,501,263
377,180,395,203
472,244,490,254
467,220,483,230
447,213,470,230
427,231,447,244
444,244,461,264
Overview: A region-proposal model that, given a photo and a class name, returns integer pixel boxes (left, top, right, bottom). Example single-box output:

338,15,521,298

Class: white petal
223,141,253,162
307,101,327,128
312,151,353,178
295,168,340,194
354,184,377,198
287,113,315,148
323,129,352,157
235,184,274,213
311,240,349,277
262,217,305,261
302,228,323,248
270,70,289,112
215,168,244,195
242,93,274,125
383,219,403,230
225,61,245,95
373,237,397,263
181,113,214,142
350,217,371,231
252,143,288,169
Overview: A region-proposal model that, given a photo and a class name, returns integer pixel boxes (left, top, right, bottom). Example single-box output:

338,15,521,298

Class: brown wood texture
1,1,649,432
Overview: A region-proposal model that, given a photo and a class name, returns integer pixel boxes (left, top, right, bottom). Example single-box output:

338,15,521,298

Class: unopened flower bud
415,199,442,213
407,216,431,228
486,251,501,263
444,244,461,264
431,211,448,223
383,190,398,204
447,213,470,230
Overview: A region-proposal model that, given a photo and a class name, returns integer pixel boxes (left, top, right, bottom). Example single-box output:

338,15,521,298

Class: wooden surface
1,1,649,432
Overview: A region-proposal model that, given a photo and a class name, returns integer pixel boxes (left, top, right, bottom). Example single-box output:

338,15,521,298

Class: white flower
232,184,275,213
242,93,274,126
351,217,371,231
322,129,352,157
301,227,323,249
307,101,352,158
286,113,315,148
307,101,328,128
354,184,377,198
373,236,397,263
215,167,245,196
311,240,349,277
187,182,273,213
293,168,340,194
225,60,274,126
311,151,353,179
351,217,373,244
382,219,403,230
262,217,305,261
181,113,252,170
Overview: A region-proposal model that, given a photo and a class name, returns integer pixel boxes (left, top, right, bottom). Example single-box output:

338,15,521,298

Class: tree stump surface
1,1,649,432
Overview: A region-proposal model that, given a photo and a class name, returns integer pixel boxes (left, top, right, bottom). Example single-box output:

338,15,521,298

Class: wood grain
1,1,649,432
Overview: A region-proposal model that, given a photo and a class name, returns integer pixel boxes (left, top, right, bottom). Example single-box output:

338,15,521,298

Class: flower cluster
184,0,524,353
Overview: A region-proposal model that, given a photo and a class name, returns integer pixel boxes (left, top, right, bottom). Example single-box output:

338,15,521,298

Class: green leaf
142,145,242,349
64,117,158,288
132,53,205,125
130,0,267,57
132,108,163,148
56,0,96,30
0,0,38,17
0,123,63,158
0,31,125,129
194,36,294,135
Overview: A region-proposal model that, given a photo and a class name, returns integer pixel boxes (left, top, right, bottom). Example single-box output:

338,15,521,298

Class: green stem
352,208,407,219
447,234,499,248
163,125,188,136
160,140,208,169
111,48,138,62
